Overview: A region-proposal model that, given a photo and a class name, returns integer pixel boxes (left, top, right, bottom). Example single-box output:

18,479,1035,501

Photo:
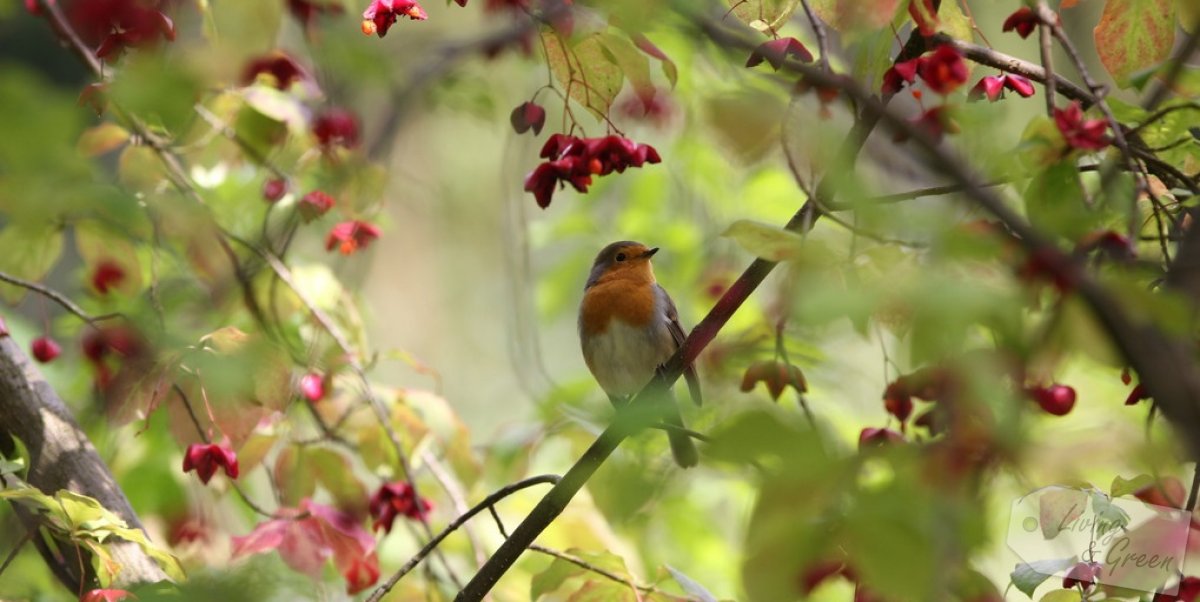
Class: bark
0,335,168,591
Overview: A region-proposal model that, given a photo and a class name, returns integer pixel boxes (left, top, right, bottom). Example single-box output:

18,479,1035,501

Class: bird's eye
615,252,627,262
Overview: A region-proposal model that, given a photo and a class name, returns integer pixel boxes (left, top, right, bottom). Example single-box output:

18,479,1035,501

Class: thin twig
864,180,1009,204
0,271,121,327
798,0,829,72
0,530,33,582
1128,102,1200,136
364,475,561,602
170,384,282,519
933,35,1094,105
1036,3,1057,116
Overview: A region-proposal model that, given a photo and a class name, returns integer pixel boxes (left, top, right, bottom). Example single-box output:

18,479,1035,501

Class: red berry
1031,384,1076,416
263,178,287,203
300,372,325,402
31,336,61,363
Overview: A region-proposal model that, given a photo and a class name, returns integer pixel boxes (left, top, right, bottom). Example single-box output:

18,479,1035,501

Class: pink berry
31,336,61,363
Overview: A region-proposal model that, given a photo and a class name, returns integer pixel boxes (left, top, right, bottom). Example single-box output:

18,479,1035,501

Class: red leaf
745,37,814,71
233,500,379,594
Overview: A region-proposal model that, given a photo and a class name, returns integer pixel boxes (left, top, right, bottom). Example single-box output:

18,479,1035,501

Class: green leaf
566,580,638,601
809,0,903,34
0,223,64,304
1024,161,1091,240
1111,474,1154,498
240,86,308,132
531,549,631,600
77,123,130,157
665,565,718,602
1094,0,1177,86
274,445,317,506
308,447,368,514
937,0,972,44
598,33,654,106
1010,557,1075,599
725,0,800,32
722,220,803,262
1090,491,1131,536
1039,589,1081,602
543,31,624,121
1038,487,1088,539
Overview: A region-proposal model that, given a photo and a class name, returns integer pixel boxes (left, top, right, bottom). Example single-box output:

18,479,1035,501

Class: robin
578,241,701,468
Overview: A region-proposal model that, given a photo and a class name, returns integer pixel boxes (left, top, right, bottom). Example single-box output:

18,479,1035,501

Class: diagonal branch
365,474,561,602
0,270,121,326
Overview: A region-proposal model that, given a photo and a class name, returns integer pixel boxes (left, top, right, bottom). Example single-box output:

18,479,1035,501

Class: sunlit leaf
721,220,804,262
543,31,624,120
77,123,130,157
0,222,63,304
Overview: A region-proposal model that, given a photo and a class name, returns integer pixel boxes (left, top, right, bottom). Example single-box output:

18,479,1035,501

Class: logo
1007,485,1191,596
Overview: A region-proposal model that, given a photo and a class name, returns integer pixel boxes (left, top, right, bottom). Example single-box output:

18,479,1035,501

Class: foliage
0,0,1198,601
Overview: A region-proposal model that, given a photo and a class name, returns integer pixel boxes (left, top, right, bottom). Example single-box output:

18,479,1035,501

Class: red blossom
917,45,968,95
859,427,904,449
300,372,326,402
882,58,921,95
69,0,175,60
298,190,335,222
81,590,134,602
510,101,546,135
360,0,427,37
746,37,814,71
1028,384,1076,416
182,442,239,484
524,134,660,208
325,220,381,255
369,481,432,533
24,0,40,16
1002,7,1039,39
263,178,288,203
242,52,310,90
1125,383,1150,406
233,500,379,594
31,336,61,363
91,260,125,295
969,74,1036,102
1155,577,1200,602
1062,561,1102,589
1076,230,1136,262
312,108,361,150
287,0,345,27
1054,101,1110,151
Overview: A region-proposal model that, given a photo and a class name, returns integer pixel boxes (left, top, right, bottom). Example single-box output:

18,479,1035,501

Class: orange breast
580,280,657,336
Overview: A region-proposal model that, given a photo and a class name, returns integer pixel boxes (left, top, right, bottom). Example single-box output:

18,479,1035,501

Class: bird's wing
658,284,703,406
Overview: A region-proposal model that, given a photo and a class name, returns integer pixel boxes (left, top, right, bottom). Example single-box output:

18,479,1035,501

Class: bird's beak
642,247,659,259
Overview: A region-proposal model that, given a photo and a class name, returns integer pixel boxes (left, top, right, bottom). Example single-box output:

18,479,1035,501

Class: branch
1036,3,1057,116
0,270,120,326
0,336,168,590
364,474,561,602
933,35,1095,105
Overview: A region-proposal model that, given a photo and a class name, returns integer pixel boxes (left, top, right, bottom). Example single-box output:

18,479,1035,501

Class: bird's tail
666,410,699,468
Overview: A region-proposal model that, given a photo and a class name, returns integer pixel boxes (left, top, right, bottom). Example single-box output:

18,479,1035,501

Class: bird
578,241,701,468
